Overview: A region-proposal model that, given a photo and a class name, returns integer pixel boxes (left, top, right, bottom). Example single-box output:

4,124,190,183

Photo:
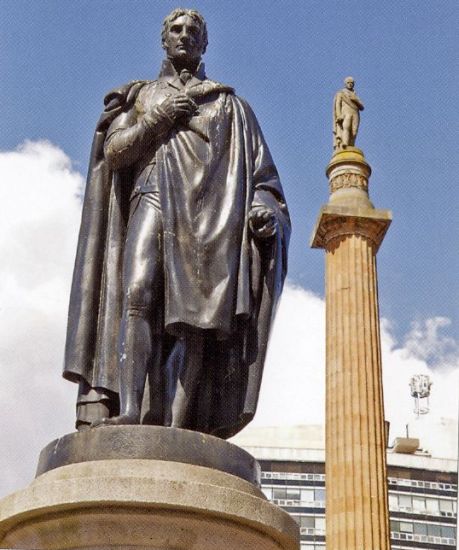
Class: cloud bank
0,141,82,496
0,141,457,498
253,284,459,443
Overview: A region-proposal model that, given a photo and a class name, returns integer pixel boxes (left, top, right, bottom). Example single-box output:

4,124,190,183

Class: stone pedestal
311,148,392,550
0,427,299,550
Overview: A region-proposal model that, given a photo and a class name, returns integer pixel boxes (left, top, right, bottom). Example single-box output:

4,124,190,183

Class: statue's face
163,14,204,65
345,78,355,91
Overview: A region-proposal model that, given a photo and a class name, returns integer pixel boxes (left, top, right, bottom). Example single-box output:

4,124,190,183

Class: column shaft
325,232,390,550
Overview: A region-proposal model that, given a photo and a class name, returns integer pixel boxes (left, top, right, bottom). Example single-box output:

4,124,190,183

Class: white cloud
253,285,459,458
0,141,82,497
381,319,459,453
402,317,459,370
252,284,326,427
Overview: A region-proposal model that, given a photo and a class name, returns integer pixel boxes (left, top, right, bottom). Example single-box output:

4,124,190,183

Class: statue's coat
64,80,290,438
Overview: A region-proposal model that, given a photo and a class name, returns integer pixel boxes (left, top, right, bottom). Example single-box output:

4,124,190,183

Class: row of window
263,485,457,518
292,516,456,543
388,477,457,493
390,519,456,539
262,486,326,504
261,470,458,549
262,472,457,493
389,492,456,516
392,531,456,546
262,471,325,482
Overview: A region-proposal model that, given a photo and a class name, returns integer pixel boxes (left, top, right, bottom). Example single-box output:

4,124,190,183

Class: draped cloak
63,75,290,439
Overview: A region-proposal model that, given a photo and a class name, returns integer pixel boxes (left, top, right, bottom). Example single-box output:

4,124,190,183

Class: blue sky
0,1,457,494
1,0,457,342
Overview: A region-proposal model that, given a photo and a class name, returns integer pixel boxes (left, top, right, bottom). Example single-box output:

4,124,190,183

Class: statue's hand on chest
149,89,197,125
137,83,217,143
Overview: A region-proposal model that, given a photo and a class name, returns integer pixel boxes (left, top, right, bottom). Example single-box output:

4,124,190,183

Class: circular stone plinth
0,459,299,550
36,426,260,485
326,146,371,178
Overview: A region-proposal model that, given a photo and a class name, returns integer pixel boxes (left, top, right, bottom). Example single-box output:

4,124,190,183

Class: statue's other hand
157,93,197,124
249,207,277,239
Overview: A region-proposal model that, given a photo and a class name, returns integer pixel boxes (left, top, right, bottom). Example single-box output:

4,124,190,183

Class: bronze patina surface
63,9,290,439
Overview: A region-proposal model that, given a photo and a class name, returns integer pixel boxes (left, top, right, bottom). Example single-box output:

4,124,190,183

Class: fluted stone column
311,147,391,550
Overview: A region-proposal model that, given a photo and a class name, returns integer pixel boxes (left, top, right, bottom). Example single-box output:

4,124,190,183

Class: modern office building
233,421,457,550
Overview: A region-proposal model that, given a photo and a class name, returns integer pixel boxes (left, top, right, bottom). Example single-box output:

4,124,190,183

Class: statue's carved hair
161,8,208,54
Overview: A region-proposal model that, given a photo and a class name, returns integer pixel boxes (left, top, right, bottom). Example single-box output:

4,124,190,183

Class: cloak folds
64,81,290,439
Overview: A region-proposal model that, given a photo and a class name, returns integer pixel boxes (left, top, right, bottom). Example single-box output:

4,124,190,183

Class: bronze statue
63,9,290,438
333,76,364,150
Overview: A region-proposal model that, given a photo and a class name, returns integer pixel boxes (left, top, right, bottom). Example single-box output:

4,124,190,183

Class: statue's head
344,76,355,90
162,8,208,66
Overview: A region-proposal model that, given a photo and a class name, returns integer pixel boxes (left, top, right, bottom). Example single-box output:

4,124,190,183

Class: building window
413,522,427,535
291,514,326,530
286,488,301,500
399,521,414,533
398,494,412,509
412,496,426,511
439,499,454,513
301,489,315,502
273,488,286,500
300,516,315,528
426,497,439,514
441,525,456,539
427,524,441,537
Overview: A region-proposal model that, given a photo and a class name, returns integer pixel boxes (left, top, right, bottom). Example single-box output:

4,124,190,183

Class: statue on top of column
333,76,364,150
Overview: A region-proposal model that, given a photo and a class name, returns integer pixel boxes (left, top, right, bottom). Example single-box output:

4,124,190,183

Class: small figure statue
333,76,364,150
63,9,290,439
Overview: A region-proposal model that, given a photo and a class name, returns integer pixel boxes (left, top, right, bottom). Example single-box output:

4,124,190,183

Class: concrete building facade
233,424,457,550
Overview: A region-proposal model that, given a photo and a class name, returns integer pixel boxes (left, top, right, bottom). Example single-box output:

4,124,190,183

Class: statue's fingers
174,101,192,112
187,97,198,109
176,104,195,116
262,210,274,222
176,96,197,109
258,220,276,237
251,210,264,223
176,95,193,104
174,92,188,101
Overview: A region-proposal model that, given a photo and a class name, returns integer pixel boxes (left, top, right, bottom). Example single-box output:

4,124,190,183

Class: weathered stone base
0,429,299,549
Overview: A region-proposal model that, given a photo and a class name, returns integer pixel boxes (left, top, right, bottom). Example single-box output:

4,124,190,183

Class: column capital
310,205,392,251
311,146,391,251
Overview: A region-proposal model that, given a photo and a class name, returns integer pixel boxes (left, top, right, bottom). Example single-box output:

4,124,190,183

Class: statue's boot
93,312,151,427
